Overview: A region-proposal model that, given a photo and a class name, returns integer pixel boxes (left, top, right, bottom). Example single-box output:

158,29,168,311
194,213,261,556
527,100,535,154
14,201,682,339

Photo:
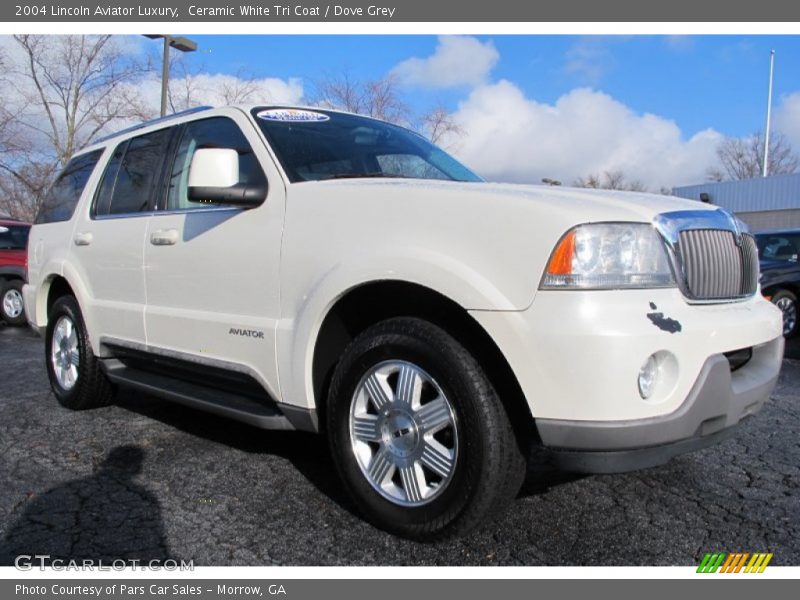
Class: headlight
540,223,675,290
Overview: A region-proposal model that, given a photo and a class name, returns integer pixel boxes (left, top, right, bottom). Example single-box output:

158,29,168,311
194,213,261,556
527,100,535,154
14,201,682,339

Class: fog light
638,354,659,399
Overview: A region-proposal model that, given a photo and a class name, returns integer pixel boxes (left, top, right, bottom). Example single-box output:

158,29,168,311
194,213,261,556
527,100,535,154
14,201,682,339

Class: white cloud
563,38,616,83
135,72,304,112
443,81,724,190
391,36,499,89
774,92,800,150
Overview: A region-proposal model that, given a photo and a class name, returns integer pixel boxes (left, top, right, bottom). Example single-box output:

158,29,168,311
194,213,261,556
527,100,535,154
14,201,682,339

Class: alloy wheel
775,296,797,336
51,315,80,390
2,288,23,319
349,360,459,507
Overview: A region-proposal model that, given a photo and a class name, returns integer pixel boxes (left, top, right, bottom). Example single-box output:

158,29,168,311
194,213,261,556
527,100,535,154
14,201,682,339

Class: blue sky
125,34,800,189
179,35,797,139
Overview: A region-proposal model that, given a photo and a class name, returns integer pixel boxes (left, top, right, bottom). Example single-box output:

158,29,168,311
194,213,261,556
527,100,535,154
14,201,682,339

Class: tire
45,295,114,410
772,289,798,338
326,316,526,540
1,279,26,326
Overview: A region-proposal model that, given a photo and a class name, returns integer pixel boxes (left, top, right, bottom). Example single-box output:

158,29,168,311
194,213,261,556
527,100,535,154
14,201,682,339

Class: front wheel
45,295,114,410
772,289,798,338
1,280,26,326
327,317,526,540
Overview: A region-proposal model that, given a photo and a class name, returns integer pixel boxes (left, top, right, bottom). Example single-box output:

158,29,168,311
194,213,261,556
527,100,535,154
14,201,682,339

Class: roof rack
92,106,214,145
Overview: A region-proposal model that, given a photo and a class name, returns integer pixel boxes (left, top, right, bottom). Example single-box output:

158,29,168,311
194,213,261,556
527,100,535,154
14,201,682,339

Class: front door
143,110,285,400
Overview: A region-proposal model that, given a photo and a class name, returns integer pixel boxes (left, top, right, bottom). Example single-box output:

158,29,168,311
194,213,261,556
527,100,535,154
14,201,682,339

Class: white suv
24,106,784,539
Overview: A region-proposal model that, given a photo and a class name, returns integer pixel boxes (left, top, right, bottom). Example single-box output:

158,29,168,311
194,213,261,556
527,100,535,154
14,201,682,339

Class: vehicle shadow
0,445,170,565
111,390,581,516
111,390,362,518
518,447,587,497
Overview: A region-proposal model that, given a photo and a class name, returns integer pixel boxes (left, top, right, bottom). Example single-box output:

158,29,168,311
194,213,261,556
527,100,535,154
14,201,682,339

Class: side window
166,117,266,211
761,235,799,262
94,128,172,217
36,150,103,224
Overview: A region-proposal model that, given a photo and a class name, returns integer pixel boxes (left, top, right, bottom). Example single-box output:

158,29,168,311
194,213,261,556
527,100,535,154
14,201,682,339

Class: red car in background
0,218,31,326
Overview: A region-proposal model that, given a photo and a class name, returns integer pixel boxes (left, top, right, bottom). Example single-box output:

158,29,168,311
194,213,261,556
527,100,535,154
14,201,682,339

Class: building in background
673,174,800,232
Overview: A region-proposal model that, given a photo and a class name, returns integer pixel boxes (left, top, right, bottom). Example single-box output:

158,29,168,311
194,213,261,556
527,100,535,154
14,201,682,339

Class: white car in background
23,105,784,539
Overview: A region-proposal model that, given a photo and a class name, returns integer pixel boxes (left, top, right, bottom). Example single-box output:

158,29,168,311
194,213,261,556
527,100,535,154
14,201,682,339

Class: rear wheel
327,317,526,540
1,280,26,326
45,295,114,409
772,289,798,338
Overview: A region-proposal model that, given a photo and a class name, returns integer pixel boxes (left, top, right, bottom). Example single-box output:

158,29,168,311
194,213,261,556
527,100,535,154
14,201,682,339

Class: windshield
251,107,482,184
0,225,30,250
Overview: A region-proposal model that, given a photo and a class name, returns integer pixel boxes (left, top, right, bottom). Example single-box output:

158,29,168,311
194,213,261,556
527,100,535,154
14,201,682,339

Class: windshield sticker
257,109,330,123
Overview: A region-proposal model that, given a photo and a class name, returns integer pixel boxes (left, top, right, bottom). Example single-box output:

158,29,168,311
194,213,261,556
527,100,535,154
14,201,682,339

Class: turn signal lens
546,230,576,276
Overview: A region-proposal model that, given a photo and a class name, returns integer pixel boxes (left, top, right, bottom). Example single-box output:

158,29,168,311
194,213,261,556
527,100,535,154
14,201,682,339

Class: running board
101,359,296,431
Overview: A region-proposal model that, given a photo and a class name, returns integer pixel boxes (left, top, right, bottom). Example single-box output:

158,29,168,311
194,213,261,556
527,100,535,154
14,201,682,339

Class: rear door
69,127,174,345
143,110,285,400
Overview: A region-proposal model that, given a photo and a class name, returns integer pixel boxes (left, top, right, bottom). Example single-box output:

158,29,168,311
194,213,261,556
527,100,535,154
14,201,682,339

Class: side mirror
187,148,266,207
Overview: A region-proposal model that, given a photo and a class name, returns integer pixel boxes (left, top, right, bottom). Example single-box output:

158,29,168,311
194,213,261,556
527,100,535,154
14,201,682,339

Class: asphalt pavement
1,323,798,566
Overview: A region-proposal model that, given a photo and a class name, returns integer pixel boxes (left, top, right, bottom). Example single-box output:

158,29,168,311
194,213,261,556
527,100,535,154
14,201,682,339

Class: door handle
73,232,93,246
150,229,179,246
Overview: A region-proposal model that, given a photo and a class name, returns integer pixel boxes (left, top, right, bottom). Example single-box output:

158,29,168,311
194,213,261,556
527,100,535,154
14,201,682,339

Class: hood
284,177,728,311
302,178,715,223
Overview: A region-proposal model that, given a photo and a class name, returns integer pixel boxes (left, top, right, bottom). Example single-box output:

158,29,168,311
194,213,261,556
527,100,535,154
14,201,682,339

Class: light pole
143,35,198,117
762,49,776,178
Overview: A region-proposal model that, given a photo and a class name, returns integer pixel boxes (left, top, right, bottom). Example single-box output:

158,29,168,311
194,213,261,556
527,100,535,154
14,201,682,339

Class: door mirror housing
187,148,266,207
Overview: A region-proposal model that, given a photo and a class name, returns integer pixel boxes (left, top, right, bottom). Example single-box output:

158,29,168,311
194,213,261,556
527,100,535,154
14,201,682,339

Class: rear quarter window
36,150,103,224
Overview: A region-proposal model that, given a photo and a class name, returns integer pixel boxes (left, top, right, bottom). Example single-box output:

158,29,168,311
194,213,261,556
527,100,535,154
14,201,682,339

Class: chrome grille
677,230,758,300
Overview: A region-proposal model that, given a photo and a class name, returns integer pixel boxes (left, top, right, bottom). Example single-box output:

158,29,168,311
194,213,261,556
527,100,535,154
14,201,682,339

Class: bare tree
574,170,647,192
219,70,262,105
0,35,147,221
11,35,147,167
312,72,411,125
0,161,58,221
312,72,466,150
0,51,46,220
421,105,463,147
0,52,29,167
707,131,800,181
164,55,212,115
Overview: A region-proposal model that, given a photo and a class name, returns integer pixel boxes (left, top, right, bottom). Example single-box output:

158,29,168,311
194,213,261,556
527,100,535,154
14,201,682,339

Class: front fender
276,249,517,411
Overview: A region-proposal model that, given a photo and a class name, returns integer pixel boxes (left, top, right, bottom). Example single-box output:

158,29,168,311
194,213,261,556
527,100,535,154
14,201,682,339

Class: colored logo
697,552,773,573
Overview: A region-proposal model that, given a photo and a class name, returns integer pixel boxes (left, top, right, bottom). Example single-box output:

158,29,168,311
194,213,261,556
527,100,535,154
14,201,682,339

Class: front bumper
538,336,783,473
470,288,784,473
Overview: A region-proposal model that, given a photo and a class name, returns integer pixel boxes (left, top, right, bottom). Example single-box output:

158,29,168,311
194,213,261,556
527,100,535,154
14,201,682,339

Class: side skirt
98,342,317,432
